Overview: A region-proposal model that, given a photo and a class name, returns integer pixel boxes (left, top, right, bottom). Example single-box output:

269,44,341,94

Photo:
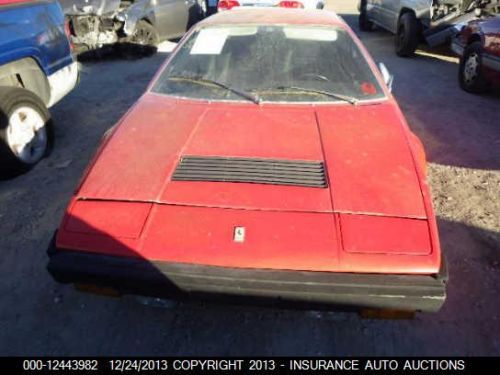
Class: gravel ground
0,0,499,355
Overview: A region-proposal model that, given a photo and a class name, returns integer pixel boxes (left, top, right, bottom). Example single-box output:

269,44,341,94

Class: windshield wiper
259,86,359,105
166,76,261,104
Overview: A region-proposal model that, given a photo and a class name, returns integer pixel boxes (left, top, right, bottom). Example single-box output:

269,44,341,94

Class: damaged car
359,0,499,56
60,0,208,55
47,9,447,314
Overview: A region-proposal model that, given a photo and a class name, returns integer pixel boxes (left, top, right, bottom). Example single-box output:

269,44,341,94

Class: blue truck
0,0,78,176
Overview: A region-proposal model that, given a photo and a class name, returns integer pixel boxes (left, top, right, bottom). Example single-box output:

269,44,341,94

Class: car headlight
65,200,151,239
340,214,432,255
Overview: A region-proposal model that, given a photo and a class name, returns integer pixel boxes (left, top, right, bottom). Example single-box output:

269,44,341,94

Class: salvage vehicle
217,0,324,11
359,0,499,57
59,0,209,54
48,8,447,314
452,14,500,93
0,0,78,175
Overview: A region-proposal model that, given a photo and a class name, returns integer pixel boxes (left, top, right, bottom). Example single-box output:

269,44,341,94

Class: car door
377,0,401,33
483,17,500,58
154,0,191,40
482,16,500,76
366,0,383,26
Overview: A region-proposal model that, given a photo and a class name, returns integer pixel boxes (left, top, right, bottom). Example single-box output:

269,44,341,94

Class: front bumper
47,61,79,108
47,237,447,312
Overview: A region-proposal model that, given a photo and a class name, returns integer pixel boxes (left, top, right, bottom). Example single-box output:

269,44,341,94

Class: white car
217,0,325,11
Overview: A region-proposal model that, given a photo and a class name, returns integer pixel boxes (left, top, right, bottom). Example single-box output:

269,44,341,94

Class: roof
199,8,345,28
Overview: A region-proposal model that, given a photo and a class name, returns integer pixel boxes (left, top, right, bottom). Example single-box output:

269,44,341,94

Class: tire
395,12,419,57
358,0,374,32
0,87,53,177
458,41,489,94
121,20,160,59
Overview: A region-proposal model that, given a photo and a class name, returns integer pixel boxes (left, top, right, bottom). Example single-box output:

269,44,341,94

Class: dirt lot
0,0,499,355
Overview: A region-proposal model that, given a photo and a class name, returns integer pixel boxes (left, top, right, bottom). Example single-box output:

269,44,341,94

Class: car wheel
395,12,419,57
358,0,374,32
123,20,160,58
459,41,488,94
0,87,53,177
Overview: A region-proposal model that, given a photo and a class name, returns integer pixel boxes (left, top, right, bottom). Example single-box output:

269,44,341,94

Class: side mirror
378,62,394,92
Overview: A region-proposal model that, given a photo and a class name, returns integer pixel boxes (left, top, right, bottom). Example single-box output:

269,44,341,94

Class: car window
153,25,386,103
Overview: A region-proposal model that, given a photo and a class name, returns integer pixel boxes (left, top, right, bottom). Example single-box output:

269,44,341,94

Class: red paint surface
340,214,431,255
142,205,339,271
65,201,151,239
316,104,426,218
79,97,426,218
58,202,440,274
360,82,377,95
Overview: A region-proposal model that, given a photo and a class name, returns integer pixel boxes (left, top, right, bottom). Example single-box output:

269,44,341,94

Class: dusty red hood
78,94,426,218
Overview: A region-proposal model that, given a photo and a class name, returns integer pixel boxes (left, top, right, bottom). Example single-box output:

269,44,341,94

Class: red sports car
48,8,447,313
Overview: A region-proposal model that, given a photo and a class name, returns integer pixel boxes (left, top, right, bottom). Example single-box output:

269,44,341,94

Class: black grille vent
172,156,327,188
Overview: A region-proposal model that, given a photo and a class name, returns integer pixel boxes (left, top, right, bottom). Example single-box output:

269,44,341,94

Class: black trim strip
172,156,328,188
47,238,447,312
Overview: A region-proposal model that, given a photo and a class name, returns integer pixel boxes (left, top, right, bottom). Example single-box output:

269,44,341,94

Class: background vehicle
359,0,499,57
48,9,446,314
0,0,78,175
452,14,500,93
60,0,209,55
217,0,324,11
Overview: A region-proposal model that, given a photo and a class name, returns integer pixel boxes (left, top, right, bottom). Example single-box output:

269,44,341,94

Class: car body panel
144,0,191,39
60,0,195,49
57,199,441,274
316,103,426,218
0,0,74,76
76,96,336,213
78,94,426,219
483,15,500,56
340,214,431,255
366,0,431,34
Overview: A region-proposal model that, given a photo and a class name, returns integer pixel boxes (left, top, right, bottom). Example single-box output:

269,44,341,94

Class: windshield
153,25,385,103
